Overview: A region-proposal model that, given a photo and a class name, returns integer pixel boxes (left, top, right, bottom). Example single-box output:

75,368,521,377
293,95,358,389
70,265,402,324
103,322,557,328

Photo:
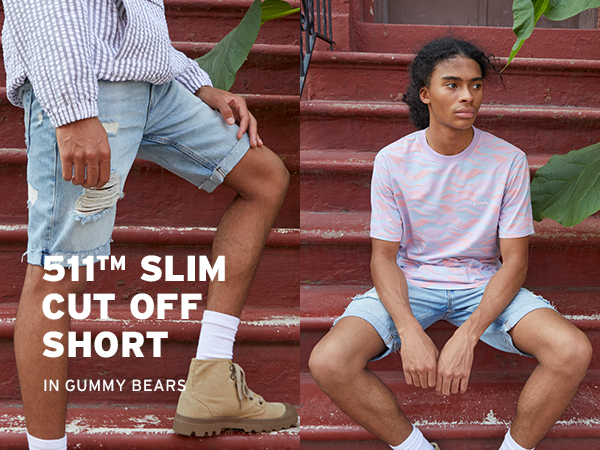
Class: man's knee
538,326,592,379
309,340,348,387
224,145,289,205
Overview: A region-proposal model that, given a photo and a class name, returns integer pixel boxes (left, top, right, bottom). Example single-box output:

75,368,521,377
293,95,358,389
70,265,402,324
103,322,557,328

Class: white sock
499,429,534,450
390,426,434,450
26,432,67,450
195,310,240,360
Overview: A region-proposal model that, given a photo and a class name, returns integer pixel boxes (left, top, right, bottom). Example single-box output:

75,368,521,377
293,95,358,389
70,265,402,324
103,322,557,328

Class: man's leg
309,316,422,447
15,265,85,441
505,308,592,449
173,144,297,436
205,144,289,316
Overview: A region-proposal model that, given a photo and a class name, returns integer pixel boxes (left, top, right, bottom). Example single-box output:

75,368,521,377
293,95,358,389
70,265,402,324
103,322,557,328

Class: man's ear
419,86,430,104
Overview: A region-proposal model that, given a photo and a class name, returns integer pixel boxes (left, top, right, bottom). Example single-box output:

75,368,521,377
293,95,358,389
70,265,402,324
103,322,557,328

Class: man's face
419,55,483,132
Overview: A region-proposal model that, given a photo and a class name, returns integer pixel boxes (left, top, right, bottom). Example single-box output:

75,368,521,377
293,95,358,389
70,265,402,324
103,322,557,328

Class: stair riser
304,61,600,107
0,5,299,49
0,99,298,153
0,164,300,228
0,339,299,404
301,328,600,373
300,378,600,432
300,114,600,154
0,244,300,309
301,286,600,322
352,22,600,61
0,46,299,99
300,439,600,450
164,8,299,46
300,244,600,287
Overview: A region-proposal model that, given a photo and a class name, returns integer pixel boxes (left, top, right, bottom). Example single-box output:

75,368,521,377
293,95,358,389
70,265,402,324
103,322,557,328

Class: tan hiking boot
431,443,440,449
173,358,298,436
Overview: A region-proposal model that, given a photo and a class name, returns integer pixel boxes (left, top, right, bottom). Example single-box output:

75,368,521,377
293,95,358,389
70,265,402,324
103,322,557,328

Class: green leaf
544,0,600,21
195,0,262,91
531,142,600,227
261,0,300,24
504,0,549,70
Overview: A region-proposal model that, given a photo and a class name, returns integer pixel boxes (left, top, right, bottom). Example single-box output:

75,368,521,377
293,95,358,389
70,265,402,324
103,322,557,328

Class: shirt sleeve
370,152,404,242
172,50,213,93
498,152,535,238
3,0,99,128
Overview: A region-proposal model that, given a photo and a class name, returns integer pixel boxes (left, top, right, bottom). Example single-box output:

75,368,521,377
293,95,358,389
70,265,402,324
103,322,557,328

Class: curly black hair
402,37,496,130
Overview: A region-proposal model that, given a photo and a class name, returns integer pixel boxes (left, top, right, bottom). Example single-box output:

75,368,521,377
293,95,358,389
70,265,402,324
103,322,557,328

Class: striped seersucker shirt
2,0,213,128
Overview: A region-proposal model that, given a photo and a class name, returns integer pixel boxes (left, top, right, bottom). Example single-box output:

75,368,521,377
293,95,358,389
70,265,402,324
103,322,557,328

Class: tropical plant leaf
261,0,300,24
195,0,262,91
531,142,600,227
504,0,549,70
543,0,600,21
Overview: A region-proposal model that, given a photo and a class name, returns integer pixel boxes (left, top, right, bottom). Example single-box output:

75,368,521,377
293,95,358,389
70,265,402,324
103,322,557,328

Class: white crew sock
26,432,67,450
499,429,534,450
195,310,240,360
390,426,434,450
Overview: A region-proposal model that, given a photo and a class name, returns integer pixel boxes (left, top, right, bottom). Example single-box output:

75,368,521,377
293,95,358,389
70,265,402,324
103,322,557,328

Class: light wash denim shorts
334,284,556,359
22,80,250,267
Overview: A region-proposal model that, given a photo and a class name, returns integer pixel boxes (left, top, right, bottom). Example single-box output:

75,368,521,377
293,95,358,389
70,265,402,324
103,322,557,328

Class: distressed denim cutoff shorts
21,80,251,267
334,284,556,360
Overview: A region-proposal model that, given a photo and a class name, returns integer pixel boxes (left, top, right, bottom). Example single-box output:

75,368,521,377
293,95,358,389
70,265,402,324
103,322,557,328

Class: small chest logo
473,200,489,206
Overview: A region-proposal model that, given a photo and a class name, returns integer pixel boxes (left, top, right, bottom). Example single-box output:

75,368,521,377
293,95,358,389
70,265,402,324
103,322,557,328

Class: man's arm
435,236,529,396
371,238,439,389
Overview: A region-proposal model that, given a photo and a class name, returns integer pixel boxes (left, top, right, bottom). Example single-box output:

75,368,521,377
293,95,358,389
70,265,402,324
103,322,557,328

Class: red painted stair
299,0,600,448
0,1,300,448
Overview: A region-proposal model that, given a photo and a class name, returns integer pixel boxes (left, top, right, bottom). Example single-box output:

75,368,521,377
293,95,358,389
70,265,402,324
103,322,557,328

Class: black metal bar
300,0,335,95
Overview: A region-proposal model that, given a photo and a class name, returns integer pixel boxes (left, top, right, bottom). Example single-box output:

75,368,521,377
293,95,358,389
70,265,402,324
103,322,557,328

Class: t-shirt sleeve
498,152,535,238
370,153,403,242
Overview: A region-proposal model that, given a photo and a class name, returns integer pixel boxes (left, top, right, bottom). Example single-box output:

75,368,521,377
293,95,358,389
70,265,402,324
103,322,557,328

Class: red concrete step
300,285,600,374
178,42,298,96
301,284,600,329
164,0,299,46
0,404,300,449
300,372,600,449
300,211,600,287
303,51,600,107
0,0,300,48
0,304,299,404
0,149,299,229
0,91,298,152
0,225,300,309
300,100,600,154
350,22,600,61
0,42,298,99
300,150,552,213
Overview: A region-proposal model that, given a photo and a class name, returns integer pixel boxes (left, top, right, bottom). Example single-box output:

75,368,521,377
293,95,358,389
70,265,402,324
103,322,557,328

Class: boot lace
229,363,265,409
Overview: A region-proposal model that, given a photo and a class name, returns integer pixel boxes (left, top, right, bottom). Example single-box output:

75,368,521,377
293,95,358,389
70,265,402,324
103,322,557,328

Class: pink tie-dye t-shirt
370,127,534,289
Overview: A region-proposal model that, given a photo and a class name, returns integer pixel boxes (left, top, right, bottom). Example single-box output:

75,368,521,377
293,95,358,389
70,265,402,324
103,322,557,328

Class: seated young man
309,37,592,450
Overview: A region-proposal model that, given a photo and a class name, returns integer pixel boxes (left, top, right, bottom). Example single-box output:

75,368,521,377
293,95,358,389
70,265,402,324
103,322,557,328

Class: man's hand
400,327,439,389
56,117,111,188
195,86,262,148
435,327,477,396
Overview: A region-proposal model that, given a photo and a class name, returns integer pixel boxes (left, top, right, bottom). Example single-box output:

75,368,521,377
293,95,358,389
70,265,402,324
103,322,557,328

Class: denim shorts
22,80,250,267
334,284,557,359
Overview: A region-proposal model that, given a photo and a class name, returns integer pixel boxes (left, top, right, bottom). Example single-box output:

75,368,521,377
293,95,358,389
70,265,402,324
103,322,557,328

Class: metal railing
300,0,334,95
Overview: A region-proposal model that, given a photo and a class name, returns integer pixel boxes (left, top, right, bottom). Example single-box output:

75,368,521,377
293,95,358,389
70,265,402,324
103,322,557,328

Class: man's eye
473,84,482,89
446,83,456,88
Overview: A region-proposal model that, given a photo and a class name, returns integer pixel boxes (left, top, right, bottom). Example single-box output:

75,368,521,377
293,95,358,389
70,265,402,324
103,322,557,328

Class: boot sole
172,403,298,436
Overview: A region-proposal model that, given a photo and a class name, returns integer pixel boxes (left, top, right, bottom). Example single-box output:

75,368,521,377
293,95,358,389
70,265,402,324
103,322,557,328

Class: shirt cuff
47,99,99,128
176,62,213,94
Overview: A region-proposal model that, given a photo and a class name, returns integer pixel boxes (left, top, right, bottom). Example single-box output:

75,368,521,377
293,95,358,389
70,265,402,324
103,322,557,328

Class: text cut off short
334,284,557,359
22,80,251,267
